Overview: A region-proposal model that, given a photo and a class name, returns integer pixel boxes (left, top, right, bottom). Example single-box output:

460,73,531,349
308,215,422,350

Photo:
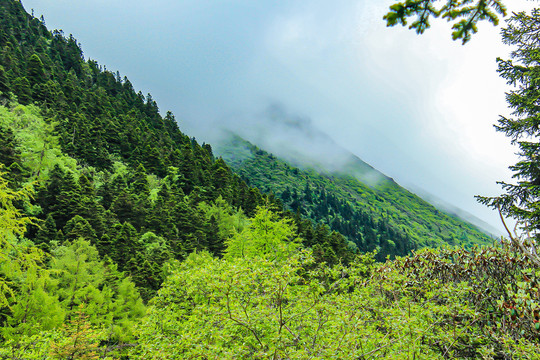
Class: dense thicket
130,242,540,359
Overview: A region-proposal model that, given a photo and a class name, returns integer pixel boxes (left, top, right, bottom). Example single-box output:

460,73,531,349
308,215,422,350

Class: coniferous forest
2,0,540,358
217,135,492,261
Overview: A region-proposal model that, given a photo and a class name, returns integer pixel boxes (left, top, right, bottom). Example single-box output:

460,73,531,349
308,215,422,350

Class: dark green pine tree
27,53,46,84
128,164,150,230
243,188,262,217
295,209,316,247
327,231,351,263
202,143,214,158
127,254,161,301
0,65,10,93
33,213,58,251
281,186,291,203
77,174,106,236
131,163,150,197
478,10,540,244
312,243,325,263
178,143,196,194
96,177,114,211
134,232,172,299
212,158,232,200
322,246,338,266
364,227,378,253
303,182,313,202
146,185,178,241
0,124,23,182
111,190,137,226
53,170,82,229
143,145,166,178
172,199,202,256
40,166,82,229
108,222,141,268
63,215,98,244
12,76,32,104
205,215,225,257
314,223,329,247
97,234,113,259
103,174,128,210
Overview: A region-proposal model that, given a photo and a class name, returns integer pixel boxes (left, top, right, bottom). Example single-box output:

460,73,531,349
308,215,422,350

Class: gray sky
21,0,536,232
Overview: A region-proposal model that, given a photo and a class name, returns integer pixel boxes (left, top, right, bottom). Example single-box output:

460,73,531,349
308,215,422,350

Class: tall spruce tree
479,9,540,251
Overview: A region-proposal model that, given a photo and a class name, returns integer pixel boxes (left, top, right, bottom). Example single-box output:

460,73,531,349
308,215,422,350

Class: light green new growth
225,206,301,262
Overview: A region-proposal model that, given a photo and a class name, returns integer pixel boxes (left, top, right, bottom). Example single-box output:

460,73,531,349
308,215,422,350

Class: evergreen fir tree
33,213,57,251
77,174,105,236
12,77,31,104
0,65,10,93
63,215,98,244
27,53,46,84
108,222,140,268
479,10,540,248
206,215,225,257
0,125,22,183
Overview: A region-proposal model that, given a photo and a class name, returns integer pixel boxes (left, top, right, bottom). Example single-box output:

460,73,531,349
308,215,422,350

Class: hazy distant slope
217,134,492,260
407,185,503,238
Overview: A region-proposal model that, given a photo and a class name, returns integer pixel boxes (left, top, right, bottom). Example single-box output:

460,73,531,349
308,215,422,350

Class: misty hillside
216,133,492,260
2,1,540,358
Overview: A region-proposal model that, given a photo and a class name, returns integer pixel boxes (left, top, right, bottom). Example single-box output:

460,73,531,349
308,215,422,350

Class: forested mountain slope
0,0,352,301
217,134,492,260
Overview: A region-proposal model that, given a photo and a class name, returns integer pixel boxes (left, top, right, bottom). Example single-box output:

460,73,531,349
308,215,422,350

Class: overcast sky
21,0,538,233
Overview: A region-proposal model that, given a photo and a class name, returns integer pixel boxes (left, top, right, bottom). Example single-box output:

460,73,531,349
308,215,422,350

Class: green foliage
384,0,507,44
49,238,145,342
1,250,64,340
133,238,540,359
0,104,77,181
27,54,45,84
0,307,120,359
0,169,145,356
63,215,97,243
225,206,301,261
132,250,391,359
0,125,19,165
198,196,249,256
198,196,249,237
130,246,449,358
0,167,39,309
0,331,58,360
0,167,34,241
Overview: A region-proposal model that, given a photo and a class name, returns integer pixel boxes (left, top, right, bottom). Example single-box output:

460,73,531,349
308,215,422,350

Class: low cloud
208,103,387,186
24,0,538,233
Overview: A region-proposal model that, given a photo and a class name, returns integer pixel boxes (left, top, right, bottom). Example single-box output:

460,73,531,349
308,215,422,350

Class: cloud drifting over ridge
21,0,538,231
